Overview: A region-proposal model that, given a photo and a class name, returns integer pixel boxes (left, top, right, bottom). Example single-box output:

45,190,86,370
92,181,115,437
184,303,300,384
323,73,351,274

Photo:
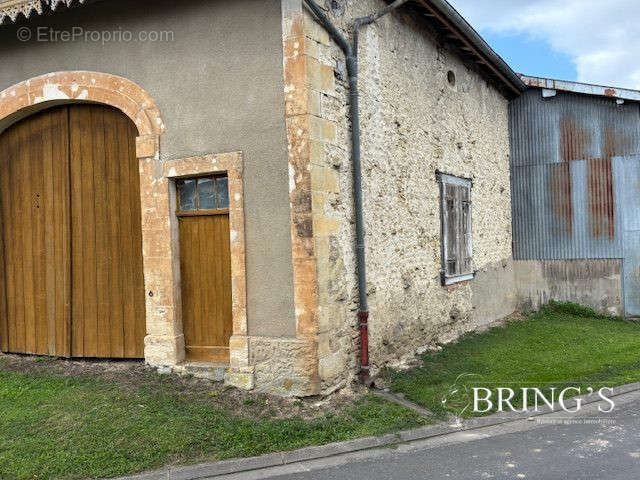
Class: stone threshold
159,362,228,382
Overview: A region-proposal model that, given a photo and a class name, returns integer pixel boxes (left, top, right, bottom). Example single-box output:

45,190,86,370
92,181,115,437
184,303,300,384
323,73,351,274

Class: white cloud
448,0,640,89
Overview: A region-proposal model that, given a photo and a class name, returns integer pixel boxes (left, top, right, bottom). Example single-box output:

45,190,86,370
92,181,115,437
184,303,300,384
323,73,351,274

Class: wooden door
0,104,146,358
69,105,146,358
177,176,233,363
0,107,71,356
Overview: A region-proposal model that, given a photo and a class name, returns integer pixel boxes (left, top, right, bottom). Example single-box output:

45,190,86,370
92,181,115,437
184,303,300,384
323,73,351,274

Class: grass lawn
4,302,638,479
386,302,640,418
0,358,427,480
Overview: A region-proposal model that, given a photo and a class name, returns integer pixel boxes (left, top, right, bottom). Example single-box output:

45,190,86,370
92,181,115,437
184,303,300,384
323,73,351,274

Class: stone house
0,0,523,396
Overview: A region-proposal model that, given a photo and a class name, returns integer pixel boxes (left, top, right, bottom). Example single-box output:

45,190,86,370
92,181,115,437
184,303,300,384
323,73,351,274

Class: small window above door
176,175,229,214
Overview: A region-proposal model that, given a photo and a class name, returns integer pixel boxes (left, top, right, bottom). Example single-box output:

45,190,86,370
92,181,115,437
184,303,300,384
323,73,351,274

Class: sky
447,0,640,90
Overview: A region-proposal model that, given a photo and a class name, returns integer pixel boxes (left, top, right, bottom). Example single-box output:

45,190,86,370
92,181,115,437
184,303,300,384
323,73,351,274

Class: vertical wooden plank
41,111,56,354
221,215,233,343
198,216,211,347
179,218,195,355
16,121,28,351
0,128,10,352
56,107,71,357
445,184,457,276
79,106,98,357
69,106,85,357
92,106,110,357
19,118,35,353
210,217,222,347
211,216,223,345
457,186,465,276
192,218,203,349
461,185,472,273
193,219,204,349
116,113,136,358
42,109,56,355
103,107,125,358
32,112,48,355
126,119,146,357
5,126,20,352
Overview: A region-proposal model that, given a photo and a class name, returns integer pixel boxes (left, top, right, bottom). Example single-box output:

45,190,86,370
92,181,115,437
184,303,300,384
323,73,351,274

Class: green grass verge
0,369,426,480
386,302,640,418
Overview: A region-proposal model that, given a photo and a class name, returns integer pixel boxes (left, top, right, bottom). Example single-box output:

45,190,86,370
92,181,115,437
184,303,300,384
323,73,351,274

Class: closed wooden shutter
440,173,473,285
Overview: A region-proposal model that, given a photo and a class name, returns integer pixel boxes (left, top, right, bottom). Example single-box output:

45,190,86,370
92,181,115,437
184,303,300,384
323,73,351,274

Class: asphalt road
219,392,640,480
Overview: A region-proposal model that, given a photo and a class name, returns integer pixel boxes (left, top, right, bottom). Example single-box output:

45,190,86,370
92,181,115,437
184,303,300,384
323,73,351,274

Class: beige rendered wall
0,0,297,340
301,0,516,391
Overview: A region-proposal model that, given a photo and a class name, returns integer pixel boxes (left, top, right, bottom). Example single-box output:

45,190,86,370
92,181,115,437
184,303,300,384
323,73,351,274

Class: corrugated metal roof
522,75,640,103
0,0,85,24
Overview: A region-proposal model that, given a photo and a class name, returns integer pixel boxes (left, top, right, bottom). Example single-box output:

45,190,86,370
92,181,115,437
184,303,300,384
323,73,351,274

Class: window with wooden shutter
438,172,474,285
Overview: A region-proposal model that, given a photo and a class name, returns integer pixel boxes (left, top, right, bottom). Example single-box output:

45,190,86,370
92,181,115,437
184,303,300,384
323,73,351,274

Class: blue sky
447,0,640,89
479,31,577,81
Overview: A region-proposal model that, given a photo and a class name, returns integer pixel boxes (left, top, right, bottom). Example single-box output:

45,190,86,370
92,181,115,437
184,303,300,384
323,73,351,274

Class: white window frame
438,172,474,286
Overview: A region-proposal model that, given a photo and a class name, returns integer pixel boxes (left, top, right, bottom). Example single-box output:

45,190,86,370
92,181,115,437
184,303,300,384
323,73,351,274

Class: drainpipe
302,0,409,385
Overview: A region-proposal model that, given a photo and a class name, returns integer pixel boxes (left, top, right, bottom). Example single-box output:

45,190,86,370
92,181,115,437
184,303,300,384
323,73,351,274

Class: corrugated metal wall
510,89,640,260
619,155,640,316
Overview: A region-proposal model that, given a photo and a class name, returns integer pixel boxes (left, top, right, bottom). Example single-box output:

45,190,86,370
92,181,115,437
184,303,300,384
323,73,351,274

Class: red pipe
358,310,370,383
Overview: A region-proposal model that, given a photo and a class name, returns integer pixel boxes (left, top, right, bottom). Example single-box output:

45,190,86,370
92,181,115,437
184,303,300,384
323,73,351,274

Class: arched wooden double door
0,104,146,358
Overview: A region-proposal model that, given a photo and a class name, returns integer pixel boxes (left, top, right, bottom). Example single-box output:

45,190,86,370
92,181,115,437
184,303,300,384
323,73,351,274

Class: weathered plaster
514,259,623,316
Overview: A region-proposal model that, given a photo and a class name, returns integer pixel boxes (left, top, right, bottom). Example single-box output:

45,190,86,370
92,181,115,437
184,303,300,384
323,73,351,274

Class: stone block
313,216,341,237
225,368,256,391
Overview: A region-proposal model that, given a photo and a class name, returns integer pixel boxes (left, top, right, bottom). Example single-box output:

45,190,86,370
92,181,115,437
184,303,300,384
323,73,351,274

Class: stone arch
0,71,164,158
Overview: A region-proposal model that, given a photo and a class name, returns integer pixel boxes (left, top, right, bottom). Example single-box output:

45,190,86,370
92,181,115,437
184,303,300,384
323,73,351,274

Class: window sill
442,272,475,286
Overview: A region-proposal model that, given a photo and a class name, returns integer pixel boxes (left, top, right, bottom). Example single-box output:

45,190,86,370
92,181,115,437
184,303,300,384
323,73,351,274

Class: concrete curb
114,381,640,480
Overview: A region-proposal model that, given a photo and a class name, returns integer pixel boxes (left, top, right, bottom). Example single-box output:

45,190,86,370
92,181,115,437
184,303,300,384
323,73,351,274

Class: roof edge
416,0,527,96
521,75,640,102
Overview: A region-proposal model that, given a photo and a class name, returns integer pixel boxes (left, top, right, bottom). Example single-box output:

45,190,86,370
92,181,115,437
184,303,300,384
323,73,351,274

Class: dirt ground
0,353,364,420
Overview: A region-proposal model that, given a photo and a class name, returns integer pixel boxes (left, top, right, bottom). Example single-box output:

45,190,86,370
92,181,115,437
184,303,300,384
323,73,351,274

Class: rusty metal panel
512,159,624,260
510,89,640,168
510,89,640,261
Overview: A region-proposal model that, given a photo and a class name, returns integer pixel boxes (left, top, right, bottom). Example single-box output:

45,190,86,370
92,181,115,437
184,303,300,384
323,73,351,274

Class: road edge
115,381,640,480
